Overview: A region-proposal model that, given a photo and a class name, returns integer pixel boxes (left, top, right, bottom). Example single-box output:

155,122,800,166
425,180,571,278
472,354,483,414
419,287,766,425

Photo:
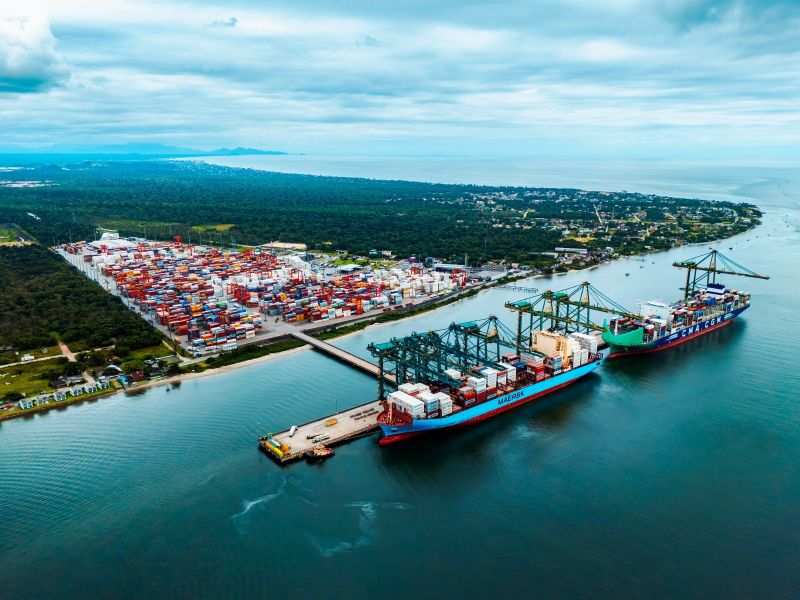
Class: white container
480,368,498,387
444,368,462,380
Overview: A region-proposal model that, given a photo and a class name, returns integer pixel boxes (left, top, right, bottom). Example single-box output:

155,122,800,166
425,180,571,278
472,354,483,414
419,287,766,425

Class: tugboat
305,444,334,463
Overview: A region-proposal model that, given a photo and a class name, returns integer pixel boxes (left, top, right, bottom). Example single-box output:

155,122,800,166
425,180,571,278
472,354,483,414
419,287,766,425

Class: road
57,340,76,362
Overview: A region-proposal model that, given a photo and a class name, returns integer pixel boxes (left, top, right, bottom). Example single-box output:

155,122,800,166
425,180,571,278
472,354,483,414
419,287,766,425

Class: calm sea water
2,159,799,598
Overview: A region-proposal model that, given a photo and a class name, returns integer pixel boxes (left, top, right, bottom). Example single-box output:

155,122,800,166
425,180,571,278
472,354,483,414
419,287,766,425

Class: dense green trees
0,161,577,263
0,160,758,264
0,245,163,353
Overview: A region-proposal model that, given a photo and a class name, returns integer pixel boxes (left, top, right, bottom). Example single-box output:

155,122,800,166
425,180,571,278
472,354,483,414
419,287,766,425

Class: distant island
0,143,288,162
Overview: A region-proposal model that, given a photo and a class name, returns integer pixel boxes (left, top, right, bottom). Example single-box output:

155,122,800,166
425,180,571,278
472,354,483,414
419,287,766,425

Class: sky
0,0,799,160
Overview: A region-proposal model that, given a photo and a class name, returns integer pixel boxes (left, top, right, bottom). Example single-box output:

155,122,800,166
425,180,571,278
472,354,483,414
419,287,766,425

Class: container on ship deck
498,362,517,383
457,396,476,407
458,386,476,399
444,368,462,380
466,376,487,391
486,387,497,400
476,390,487,403
480,368,498,388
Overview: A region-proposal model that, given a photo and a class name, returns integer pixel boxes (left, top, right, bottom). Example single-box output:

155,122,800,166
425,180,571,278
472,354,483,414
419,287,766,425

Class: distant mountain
206,147,287,156
0,143,288,158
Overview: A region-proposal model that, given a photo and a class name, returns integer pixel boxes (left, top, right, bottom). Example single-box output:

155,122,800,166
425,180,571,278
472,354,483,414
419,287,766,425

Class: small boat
625,272,630,277
305,444,334,462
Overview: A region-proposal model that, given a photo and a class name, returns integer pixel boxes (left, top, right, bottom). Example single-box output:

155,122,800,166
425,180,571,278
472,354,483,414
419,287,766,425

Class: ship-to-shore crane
504,282,638,353
673,249,769,299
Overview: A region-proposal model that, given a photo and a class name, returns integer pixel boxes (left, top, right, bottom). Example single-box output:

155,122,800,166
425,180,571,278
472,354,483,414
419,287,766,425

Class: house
18,399,34,410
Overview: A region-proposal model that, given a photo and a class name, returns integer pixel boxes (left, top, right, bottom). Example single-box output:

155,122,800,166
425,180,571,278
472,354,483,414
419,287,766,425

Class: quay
260,399,383,463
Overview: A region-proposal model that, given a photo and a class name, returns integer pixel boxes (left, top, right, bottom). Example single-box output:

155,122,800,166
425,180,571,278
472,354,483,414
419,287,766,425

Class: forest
0,245,163,353
0,160,759,265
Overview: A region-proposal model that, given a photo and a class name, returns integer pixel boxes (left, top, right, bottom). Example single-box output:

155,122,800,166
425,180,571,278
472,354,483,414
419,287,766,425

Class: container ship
372,328,603,445
602,249,769,358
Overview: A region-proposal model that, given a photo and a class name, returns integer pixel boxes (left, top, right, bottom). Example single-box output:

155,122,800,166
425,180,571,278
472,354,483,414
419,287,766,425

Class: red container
458,386,476,399
476,390,487,403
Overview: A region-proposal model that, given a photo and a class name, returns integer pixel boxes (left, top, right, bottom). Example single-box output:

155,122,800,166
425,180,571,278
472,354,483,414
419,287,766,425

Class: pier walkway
290,331,396,383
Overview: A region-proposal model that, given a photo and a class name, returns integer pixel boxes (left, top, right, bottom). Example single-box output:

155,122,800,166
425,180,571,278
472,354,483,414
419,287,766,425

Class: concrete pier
260,399,384,463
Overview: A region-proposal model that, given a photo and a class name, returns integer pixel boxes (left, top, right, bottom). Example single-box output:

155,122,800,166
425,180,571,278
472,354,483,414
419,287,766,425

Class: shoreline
0,345,312,423
1,220,761,424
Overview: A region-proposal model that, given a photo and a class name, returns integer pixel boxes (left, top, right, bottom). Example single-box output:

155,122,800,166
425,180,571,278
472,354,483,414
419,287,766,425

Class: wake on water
308,501,411,558
231,478,287,533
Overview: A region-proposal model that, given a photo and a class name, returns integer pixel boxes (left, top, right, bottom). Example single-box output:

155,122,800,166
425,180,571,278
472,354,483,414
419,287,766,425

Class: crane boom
505,282,636,350
673,249,769,299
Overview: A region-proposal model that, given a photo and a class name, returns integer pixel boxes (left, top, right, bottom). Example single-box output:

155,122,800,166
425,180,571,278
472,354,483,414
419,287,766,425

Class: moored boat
305,444,334,462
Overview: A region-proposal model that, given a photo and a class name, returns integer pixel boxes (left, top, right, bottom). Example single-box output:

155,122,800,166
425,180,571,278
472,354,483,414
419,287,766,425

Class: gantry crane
367,316,519,399
504,282,637,353
673,249,769,299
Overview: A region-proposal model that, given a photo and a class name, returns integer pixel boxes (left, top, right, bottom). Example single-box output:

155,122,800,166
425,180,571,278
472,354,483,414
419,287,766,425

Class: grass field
0,345,61,365
0,358,66,398
128,344,175,361
191,223,236,232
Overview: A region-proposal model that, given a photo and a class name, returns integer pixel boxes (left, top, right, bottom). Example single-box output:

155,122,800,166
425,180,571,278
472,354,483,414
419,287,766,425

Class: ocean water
1,158,799,598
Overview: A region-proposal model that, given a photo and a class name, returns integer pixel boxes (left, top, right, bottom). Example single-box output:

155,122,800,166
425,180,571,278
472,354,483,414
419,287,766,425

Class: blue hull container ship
368,317,604,446
377,357,602,445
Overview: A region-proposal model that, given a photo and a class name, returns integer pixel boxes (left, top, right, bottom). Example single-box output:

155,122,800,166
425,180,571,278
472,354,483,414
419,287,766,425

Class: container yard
57,233,473,354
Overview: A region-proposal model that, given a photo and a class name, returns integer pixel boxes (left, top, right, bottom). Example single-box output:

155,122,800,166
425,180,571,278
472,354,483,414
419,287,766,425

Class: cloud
356,35,380,47
208,17,237,28
0,15,68,93
0,0,798,159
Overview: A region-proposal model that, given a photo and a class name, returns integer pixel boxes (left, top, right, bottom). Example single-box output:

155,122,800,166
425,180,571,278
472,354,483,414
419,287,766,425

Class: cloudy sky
1,0,798,159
